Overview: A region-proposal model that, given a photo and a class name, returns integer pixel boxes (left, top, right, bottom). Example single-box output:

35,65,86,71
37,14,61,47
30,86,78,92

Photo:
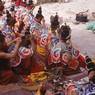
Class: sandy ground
71,27,95,58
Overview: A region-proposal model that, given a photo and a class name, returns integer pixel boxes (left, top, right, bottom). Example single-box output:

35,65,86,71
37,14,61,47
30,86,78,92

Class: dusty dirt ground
0,84,34,95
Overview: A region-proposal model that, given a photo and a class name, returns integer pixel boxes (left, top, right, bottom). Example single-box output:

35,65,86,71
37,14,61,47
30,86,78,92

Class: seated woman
48,24,87,76
29,7,48,71
60,24,86,75
11,29,34,75
0,32,21,84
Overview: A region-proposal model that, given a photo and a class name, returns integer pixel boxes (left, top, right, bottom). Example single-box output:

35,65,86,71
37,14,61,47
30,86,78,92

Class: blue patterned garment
82,83,95,95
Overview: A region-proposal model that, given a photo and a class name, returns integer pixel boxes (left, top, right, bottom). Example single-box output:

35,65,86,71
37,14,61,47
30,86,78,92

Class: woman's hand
16,37,22,45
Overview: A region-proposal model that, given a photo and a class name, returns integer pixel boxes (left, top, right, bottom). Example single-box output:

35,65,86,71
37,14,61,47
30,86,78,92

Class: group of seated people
0,0,95,89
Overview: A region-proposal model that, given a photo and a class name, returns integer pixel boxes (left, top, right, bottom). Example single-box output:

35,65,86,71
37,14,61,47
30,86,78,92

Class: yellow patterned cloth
36,45,47,56
27,71,47,82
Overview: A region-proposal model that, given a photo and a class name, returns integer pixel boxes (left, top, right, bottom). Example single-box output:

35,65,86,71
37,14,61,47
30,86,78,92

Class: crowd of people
0,0,95,94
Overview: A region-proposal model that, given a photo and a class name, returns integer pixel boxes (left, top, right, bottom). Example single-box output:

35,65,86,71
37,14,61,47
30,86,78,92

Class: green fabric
87,22,95,30
92,25,95,31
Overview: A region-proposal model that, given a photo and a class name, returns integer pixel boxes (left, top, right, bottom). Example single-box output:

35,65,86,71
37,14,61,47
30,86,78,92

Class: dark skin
36,17,43,24
0,37,21,59
88,70,95,82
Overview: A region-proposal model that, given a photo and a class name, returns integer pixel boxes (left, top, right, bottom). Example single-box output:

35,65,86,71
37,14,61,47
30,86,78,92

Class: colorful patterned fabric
82,83,95,95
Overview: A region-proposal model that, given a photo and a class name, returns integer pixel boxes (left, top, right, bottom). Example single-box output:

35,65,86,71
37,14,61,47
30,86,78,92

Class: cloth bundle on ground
76,13,88,22
87,21,95,32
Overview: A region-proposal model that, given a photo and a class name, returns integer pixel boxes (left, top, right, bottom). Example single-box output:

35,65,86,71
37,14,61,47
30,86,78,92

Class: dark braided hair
6,10,16,27
6,10,11,18
59,23,71,42
0,0,4,15
27,0,33,6
50,13,60,30
17,21,25,33
10,5,15,12
38,6,42,15
35,6,44,22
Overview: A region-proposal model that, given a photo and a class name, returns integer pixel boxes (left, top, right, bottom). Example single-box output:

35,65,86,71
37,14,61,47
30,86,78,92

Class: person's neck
35,18,41,24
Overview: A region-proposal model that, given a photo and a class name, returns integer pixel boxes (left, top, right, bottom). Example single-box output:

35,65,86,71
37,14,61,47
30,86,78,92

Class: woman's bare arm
0,37,21,59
